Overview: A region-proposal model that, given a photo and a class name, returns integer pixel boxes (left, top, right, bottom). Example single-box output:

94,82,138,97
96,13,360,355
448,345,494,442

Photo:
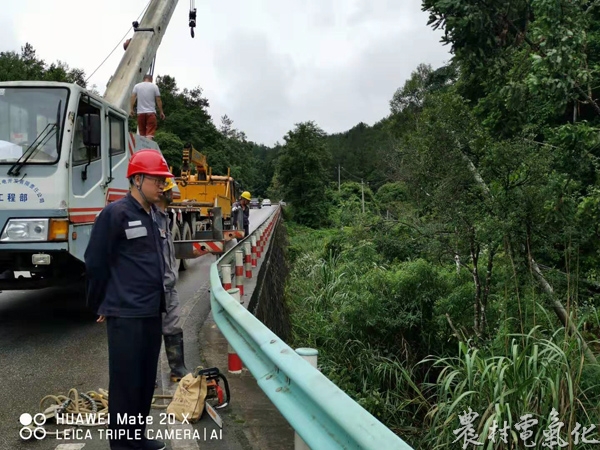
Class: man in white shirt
130,75,166,139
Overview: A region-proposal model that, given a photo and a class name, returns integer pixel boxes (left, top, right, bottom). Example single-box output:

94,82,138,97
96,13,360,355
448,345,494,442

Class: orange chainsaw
194,367,230,409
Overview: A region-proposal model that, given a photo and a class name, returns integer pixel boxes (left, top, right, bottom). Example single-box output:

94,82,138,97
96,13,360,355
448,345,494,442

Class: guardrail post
261,226,267,250
256,227,263,258
244,242,252,278
294,348,319,450
235,251,244,296
227,288,243,374
251,236,257,268
221,264,232,290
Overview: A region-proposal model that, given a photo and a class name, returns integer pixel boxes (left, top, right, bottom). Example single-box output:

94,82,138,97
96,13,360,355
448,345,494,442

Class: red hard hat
126,149,174,178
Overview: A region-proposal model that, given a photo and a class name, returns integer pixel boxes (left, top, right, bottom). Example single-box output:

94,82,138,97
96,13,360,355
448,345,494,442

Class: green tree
154,130,184,175
0,43,87,86
277,121,332,227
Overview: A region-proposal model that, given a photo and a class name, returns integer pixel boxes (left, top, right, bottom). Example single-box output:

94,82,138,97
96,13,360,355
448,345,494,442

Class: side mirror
82,114,101,147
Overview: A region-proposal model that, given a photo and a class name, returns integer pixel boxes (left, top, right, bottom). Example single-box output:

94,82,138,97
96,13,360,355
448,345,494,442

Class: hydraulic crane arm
104,0,180,113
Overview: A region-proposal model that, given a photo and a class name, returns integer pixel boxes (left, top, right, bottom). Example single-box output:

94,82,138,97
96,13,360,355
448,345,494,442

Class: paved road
0,206,276,450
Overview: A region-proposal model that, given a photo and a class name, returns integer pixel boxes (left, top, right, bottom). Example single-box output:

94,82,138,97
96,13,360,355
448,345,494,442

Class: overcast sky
1,0,451,146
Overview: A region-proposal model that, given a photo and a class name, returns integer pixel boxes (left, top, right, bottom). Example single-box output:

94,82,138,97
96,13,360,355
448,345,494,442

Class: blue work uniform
84,192,166,449
85,192,166,317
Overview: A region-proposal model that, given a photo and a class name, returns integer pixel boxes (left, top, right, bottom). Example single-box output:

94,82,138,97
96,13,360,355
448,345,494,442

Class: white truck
0,0,214,290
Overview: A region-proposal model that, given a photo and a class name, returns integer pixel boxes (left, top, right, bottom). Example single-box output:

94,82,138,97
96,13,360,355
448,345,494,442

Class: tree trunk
481,245,495,337
470,232,482,337
459,152,491,197
530,258,597,364
457,147,597,364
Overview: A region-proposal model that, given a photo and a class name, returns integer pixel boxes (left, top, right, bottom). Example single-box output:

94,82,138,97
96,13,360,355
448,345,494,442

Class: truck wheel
179,222,192,271
172,221,182,272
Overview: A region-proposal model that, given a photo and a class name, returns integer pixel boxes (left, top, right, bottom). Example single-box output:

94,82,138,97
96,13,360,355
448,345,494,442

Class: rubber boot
164,333,190,382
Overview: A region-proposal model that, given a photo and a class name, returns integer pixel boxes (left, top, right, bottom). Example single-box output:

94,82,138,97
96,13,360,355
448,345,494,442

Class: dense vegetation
273,1,600,448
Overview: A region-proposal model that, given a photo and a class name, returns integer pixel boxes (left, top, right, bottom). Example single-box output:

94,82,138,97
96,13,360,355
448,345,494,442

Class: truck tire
179,221,192,271
172,221,182,272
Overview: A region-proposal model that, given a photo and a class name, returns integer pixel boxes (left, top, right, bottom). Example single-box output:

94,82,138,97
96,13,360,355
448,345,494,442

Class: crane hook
189,9,197,39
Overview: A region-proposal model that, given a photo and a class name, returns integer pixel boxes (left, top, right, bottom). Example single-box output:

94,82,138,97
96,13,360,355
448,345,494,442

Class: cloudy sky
1,0,451,146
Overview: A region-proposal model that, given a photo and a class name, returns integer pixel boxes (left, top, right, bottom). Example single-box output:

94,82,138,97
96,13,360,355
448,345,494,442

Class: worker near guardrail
232,191,252,237
84,149,173,450
130,74,166,139
155,178,195,384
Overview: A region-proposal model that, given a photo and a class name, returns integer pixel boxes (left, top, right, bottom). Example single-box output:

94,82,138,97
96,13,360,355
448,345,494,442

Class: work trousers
106,316,162,449
161,288,183,336
136,113,157,138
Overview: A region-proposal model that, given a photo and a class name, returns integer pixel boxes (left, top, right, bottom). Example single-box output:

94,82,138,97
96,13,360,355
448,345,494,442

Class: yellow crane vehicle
169,143,246,270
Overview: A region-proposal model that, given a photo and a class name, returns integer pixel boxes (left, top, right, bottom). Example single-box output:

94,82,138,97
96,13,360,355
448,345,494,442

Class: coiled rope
20,388,174,440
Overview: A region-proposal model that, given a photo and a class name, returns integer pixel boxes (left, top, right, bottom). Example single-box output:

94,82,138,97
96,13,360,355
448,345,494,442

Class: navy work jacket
84,192,166,317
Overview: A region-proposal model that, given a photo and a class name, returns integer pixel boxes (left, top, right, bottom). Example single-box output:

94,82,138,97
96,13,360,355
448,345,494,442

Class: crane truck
0,0,238,290
166,142,246,270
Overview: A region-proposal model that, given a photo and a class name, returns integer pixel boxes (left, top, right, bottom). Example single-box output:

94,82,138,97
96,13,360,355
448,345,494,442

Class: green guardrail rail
209,207,414,450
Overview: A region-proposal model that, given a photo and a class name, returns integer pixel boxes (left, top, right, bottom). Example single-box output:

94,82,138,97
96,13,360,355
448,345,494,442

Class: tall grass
413,326,600,449
284,223,600,448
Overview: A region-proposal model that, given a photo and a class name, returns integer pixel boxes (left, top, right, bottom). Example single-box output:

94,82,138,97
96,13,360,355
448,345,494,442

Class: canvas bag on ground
167,373,208,423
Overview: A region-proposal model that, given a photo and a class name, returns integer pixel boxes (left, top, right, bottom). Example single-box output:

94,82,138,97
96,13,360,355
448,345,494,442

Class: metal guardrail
209,207,414,450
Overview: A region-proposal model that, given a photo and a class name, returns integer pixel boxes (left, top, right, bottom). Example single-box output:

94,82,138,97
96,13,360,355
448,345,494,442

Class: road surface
0,206,276,450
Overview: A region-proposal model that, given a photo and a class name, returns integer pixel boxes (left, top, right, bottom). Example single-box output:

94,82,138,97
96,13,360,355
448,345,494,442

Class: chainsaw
193,367,230,428
194,367,230,409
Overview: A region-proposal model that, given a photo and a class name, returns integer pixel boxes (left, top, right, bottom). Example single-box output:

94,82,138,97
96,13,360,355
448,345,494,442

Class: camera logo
19,413,47,440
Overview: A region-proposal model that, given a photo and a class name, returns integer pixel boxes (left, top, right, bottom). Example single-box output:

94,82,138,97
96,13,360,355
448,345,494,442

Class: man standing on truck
84,149,173,450
130,74,166,139
232,191,252,237
155,178,195,383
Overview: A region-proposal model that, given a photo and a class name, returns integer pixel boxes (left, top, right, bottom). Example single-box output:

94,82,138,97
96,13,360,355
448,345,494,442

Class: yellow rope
21,389,174,440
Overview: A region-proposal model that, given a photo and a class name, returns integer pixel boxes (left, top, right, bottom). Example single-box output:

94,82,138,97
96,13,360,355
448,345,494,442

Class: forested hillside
273,1,600,448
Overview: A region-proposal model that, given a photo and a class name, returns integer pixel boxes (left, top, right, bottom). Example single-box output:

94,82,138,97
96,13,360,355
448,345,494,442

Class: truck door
71,96,104,200
68,95,106,262
105,109,128,199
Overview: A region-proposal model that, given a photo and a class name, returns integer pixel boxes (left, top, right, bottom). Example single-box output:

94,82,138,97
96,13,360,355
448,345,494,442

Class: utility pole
338,164,341,192
361,179,365,214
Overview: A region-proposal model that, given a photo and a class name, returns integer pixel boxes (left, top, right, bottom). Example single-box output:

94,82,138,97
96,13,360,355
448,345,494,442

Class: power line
340,166,362,181
339,166,391,188
84,0,152,84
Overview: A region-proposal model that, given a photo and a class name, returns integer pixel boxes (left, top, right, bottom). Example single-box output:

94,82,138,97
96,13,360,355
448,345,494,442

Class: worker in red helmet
84,149,173,450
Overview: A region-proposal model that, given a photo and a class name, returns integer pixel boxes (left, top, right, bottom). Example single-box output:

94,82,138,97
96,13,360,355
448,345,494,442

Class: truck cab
0,81,160,290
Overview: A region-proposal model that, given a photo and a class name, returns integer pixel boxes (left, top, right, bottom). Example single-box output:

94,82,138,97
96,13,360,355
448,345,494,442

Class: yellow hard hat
241,191,251,201
163,178,175,192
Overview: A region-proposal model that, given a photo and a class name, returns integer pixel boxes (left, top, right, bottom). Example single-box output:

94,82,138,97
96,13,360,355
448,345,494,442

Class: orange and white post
251,235,257,268
256,226,264,258
235,250,244,296
227,288,243,374
244,242,252,279
221,264,232,290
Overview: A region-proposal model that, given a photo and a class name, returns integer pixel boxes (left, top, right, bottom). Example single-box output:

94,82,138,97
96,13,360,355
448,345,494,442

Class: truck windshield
0,87,69,164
